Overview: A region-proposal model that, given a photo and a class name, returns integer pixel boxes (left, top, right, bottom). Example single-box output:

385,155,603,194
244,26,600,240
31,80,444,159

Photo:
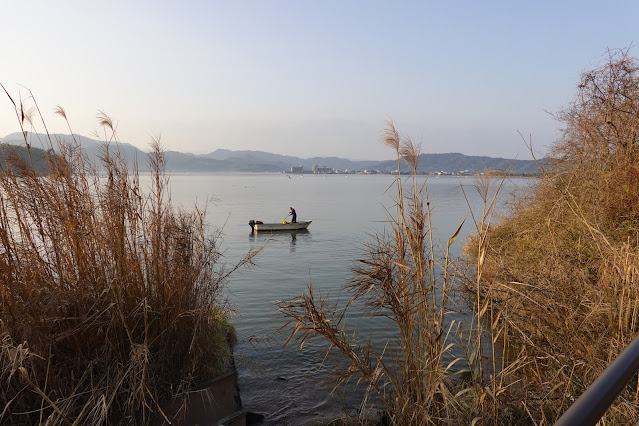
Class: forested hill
205,149,544,174
371,152,544,174
1,132,543,174
0,144,54,175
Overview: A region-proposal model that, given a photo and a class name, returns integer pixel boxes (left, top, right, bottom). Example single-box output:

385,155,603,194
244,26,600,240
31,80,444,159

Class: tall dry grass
278,120,518,424
0,87,258,425
465,48,639,423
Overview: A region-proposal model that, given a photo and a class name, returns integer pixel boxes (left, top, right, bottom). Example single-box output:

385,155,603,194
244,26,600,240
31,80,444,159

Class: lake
164,173,529,425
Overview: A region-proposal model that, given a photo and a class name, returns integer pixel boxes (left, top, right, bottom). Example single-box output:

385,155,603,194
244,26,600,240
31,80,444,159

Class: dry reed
0,86,258,425
278,120,516,424
465,47,639,424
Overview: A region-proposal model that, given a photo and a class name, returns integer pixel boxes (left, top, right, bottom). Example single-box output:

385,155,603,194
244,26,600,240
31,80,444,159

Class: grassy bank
279,48,639,425
465,48,639,423
0,88,257,425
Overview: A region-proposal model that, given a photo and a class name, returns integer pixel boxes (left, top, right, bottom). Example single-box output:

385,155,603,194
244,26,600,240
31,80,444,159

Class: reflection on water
249,229,311,253
288,229,309,253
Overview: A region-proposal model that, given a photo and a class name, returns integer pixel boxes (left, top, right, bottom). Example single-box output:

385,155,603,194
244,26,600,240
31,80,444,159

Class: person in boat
288,207,297,223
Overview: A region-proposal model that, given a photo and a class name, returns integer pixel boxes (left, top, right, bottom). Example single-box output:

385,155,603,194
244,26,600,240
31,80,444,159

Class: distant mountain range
0,132,544,175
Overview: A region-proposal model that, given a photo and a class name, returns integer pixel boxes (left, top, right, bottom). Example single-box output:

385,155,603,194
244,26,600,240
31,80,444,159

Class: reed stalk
0,86,259,425
278,120,515,424
466,48,639,423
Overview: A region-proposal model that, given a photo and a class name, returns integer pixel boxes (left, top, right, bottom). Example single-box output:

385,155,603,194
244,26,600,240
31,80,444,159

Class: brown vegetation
466,47,639,423
280,48,639,425
0,88,258,425
278,120,515,424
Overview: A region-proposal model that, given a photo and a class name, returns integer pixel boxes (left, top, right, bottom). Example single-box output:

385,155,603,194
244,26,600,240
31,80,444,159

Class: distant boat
249,220,312,232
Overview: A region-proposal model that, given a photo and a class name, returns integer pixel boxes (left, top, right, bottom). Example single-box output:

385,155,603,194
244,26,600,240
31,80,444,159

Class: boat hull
249,220,312,232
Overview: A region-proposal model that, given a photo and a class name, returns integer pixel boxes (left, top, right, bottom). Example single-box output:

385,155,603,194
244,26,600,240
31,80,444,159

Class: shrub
0,87,257,425
467,48,639,423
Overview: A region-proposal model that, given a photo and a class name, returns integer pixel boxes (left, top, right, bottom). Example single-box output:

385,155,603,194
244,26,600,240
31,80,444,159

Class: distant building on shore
312,164,333,174
291,165,303,173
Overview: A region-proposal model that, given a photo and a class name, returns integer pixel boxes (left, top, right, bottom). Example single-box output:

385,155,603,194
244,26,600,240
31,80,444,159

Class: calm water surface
164,173,529,425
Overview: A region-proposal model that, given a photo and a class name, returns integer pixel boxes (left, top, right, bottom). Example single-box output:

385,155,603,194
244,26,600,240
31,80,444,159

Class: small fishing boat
249,219,312,232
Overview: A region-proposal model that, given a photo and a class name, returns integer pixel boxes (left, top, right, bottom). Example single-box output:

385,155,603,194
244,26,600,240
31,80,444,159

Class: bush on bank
0,90,256,425
467,48,639,423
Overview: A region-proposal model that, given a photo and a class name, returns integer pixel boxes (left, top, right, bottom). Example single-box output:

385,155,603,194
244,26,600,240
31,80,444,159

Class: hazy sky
1,1,637,161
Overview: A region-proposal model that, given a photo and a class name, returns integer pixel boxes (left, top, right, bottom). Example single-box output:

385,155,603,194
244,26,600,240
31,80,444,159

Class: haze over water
164,173,528,424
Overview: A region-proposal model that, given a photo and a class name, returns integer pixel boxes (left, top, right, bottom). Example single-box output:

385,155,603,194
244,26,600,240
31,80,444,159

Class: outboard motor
249,219,255,231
